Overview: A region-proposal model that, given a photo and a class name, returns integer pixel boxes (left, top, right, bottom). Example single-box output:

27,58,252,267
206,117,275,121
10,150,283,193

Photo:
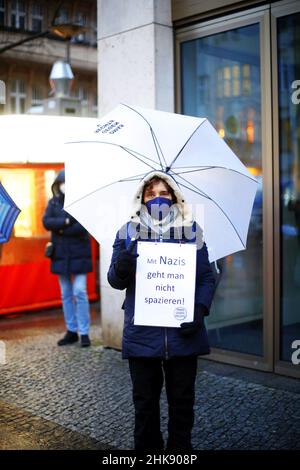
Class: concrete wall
97,0,174,348
98,0,174,115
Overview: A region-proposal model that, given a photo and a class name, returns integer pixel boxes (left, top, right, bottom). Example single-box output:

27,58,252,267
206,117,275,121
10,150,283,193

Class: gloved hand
179,304,208,337
115,240,139,279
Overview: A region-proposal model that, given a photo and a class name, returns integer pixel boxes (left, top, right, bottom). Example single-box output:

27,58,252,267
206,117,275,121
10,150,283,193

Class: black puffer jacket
42,170,92,275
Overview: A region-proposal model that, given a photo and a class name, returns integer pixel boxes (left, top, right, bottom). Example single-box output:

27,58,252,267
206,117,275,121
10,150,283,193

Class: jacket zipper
159,233,169,360
164,329,168,360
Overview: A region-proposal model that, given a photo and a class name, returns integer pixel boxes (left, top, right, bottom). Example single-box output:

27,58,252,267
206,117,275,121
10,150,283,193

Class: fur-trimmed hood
51,170,65,198
130,170,194,227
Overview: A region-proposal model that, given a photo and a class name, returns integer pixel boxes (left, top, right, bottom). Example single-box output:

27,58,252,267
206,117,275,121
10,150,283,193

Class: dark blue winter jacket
42,170,92,276
108,222,215,359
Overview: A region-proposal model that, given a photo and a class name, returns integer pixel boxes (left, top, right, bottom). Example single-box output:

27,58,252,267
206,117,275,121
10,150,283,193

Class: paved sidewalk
0,306,300,450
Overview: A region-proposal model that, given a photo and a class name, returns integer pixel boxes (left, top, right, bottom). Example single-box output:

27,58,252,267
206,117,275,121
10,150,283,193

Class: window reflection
277,13,300,362
181,23,263,355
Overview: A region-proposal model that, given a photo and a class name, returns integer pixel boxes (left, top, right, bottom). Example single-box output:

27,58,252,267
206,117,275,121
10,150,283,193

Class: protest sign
134,241,197,327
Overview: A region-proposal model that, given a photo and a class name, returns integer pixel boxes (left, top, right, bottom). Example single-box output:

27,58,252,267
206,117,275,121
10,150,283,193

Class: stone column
97,0,174,348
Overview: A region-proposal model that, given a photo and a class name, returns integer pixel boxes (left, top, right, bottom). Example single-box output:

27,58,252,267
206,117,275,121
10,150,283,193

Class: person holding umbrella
107,170,216,451
43,170,92,348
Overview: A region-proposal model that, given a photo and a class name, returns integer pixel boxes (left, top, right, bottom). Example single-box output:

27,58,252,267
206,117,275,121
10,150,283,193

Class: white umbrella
64,104,258,262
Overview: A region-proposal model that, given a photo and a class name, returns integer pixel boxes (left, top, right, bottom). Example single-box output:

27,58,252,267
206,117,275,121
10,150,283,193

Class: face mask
145,197,172,220
59,183,65,194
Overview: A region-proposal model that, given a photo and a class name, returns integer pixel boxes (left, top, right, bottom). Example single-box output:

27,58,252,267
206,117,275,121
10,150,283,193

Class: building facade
0,0,97,116
98,0,300,378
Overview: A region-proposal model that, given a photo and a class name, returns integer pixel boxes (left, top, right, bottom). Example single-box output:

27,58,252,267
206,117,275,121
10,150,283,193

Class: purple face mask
145,197,172,220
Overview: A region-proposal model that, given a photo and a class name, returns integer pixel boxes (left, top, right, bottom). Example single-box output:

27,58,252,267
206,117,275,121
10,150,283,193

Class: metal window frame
11,0,26,30
271,0,300,379
9,77,27,114
31,1,44,33
175,5,274,372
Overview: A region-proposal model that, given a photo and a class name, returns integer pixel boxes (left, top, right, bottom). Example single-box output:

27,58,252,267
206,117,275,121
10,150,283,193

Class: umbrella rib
0,182,21,242
151,129,168,169
5,207,20,233
0,206,20,241
171,166,258,183
121,103,166,170
64,181,129,209
120,147,161,170
120,146,159,169
0,186,19,207
66,140,159,166
168,120,207,170
172,172,246,248
118,172,149,182
64,172,153,209
170,171,215,201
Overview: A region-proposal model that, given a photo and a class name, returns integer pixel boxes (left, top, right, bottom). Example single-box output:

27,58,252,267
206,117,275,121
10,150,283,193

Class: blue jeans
58,274,90,335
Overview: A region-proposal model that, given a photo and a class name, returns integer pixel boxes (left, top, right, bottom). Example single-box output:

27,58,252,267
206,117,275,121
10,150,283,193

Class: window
0,0,5,27
56,7,69,24
0,79,5,105
92,93,98,116
91,14,97,46
31,85,43,106
232,65,240,96
31,1,43,32
11,0,26,30
74,86,89,108
242,64,251,96
74,11,87,43
216,64,248,98
198,75,210,104
10,79,26,114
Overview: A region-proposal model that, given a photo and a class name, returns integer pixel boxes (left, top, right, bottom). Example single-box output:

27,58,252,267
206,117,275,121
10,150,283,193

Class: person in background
43,169,92,347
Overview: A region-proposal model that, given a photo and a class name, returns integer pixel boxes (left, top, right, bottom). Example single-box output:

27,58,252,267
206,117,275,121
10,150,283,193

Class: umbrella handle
214,261,220,274
127,238,138,254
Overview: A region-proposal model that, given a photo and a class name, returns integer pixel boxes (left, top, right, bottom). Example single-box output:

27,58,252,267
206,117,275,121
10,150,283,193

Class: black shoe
81,335,91,348
57,330,78,346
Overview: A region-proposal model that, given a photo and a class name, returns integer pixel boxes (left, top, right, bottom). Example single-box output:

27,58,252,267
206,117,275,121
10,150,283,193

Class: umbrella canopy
64,104,258,262
0,182,21,243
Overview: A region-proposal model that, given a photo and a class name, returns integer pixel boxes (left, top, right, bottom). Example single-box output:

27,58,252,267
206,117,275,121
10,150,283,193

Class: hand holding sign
115,239,139,279
180,303,208,336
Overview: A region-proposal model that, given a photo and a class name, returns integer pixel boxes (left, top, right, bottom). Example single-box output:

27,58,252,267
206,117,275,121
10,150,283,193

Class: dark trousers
128,356,198,451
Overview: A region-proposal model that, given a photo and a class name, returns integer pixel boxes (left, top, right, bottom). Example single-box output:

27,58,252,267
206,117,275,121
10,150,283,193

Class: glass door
272,0,300,378
177,7,274,370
